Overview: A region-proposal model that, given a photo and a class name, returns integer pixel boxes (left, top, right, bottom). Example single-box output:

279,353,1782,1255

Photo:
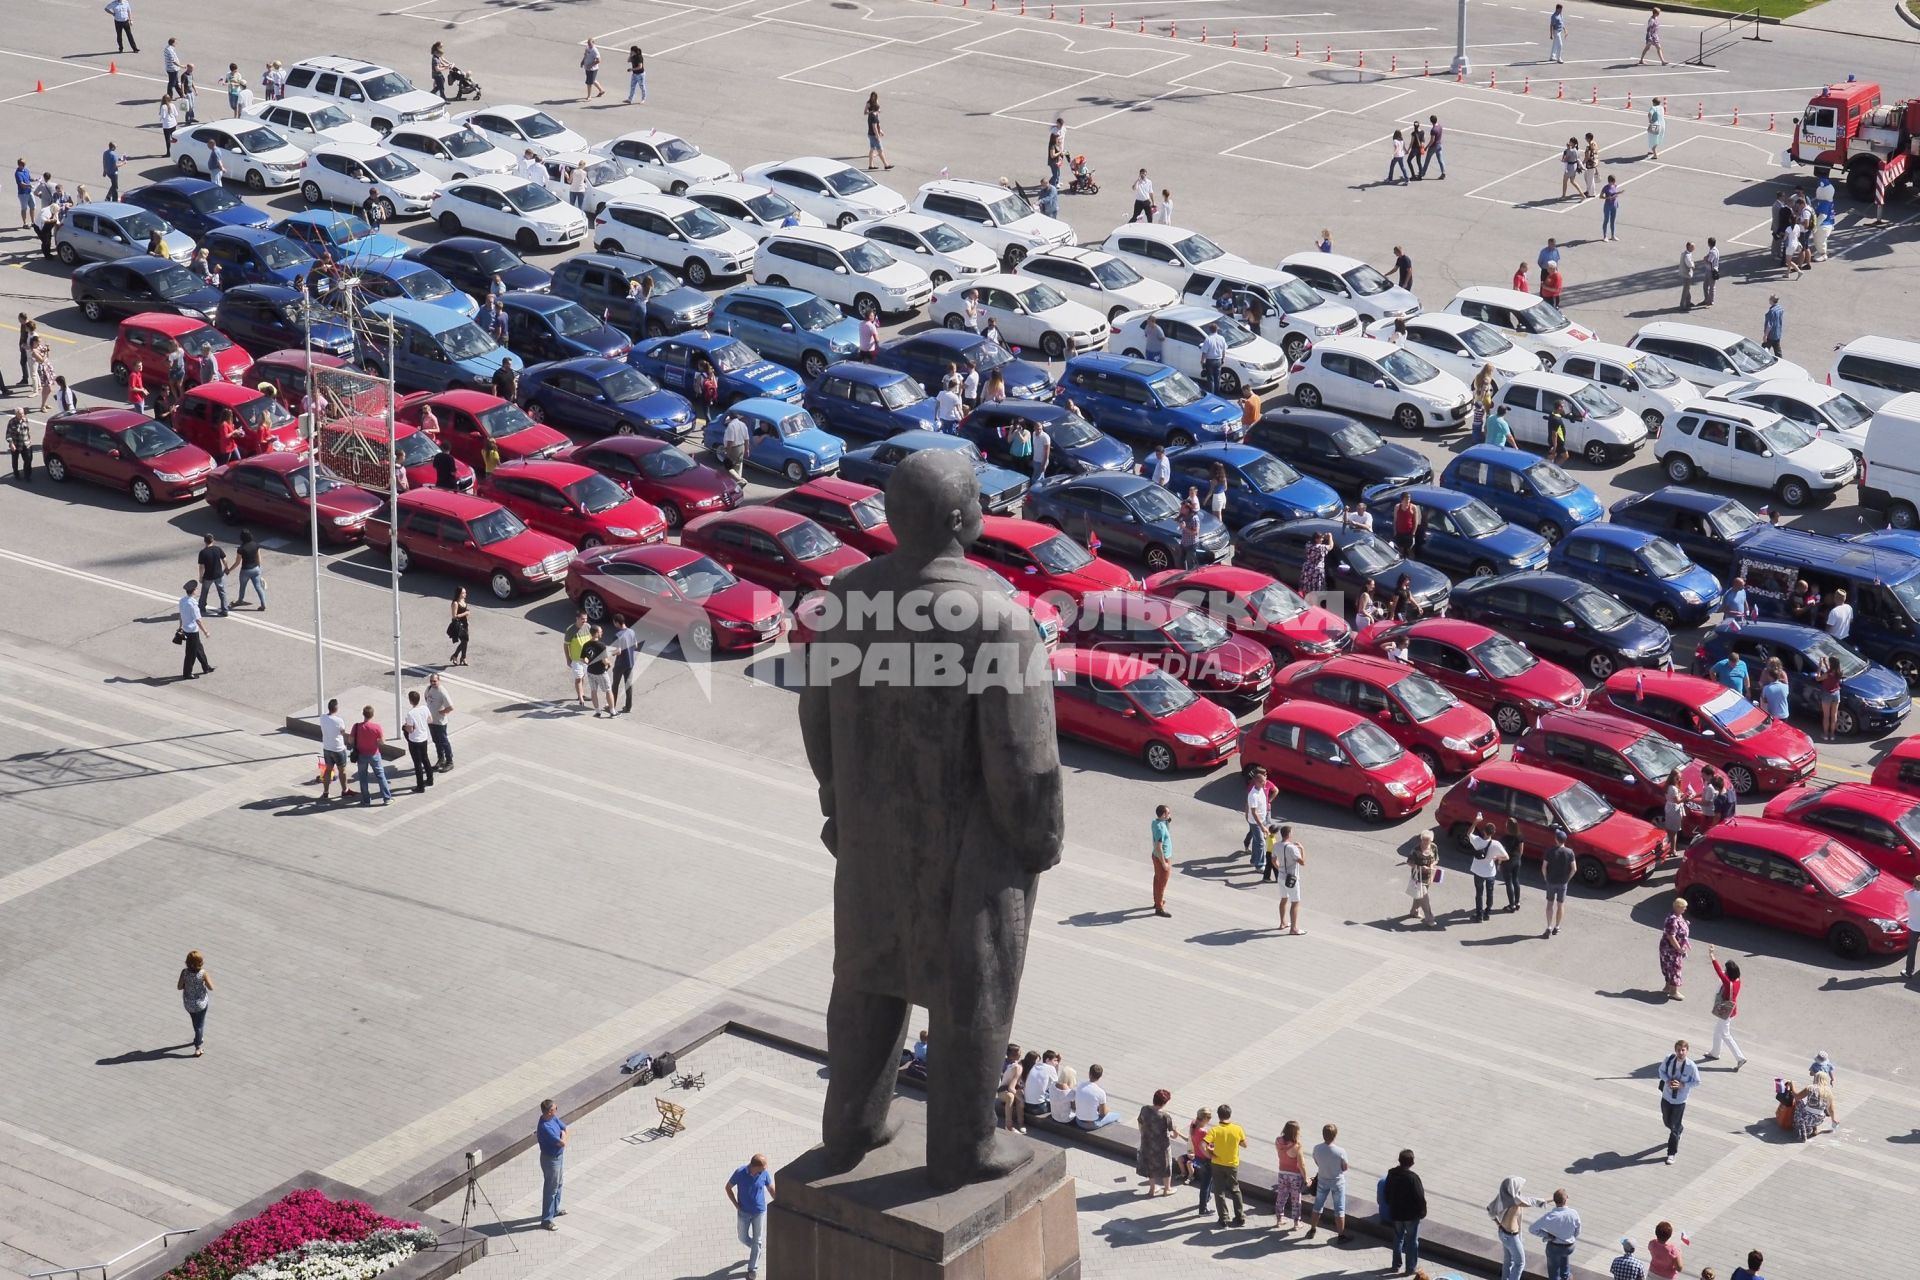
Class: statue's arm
978,626,1064,875
798,673,838,858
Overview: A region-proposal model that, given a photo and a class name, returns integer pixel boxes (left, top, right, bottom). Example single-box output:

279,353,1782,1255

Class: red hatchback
555,436,741,531
1597,669,1816,796
680,507,869,595
111,312,249,389
1357,617,1586,739
479,459,667,550
1511,708,1721,840
1239,701,1434,823
1676,817,1912,959
566,544,785,656
770,477,898,557
969,514,1137,607
1142,565,1351,663
396,389,568,470
318,416,475,494
171,382,304,458
204,453,382,543
1437,760,1667,886
1764,784,1920,881
247,350,387,417
1870,738,1920,799
1071,590,1275,708
41,408,216,504
1051,648,1239,774
363,488,575,599
1270,653,1499,777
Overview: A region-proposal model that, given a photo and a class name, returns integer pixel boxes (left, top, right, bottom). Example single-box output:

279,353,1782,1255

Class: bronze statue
797,448,1065,1192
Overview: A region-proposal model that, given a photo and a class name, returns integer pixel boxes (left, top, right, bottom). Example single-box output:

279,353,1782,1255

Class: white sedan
740,156,907,228
537,152,658,218
1364,312,1542,387
1016,246,1176,322
174,121,308,191
592,129,734,195
302,143,439,220
846,213,998,287
454,105,588,159
1112,305,1288,395
382,121,517,183
430,174,588,251
684,180,823,244
245,97,382,152
929,274,1107,362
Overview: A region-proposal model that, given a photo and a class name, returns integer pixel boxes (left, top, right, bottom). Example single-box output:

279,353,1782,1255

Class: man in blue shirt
1762,295,1785,358
102,142,123,202
1722,575,1750,623
1656,1040,1700,1164
1536,238,1561,272
1151,804,1173,917
725,1153,776,1279
1710,652,1748,697
536,1099,567,1229
1483,407,1514,448
1730,1247,1766,1280
14,159,34,230
1758,671,1791,720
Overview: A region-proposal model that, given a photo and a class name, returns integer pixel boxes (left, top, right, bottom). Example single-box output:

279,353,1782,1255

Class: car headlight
1679,588,1702,604
717,618,759,630
1870,917,1904,933
179,307,208,320
1441,736,1473,752
1385,781,1411,798
1299,638,1341,655
153,470,189,482
1526,697,1559,712
605,527,637,538
1174,732,1211,746
690,495,721,509
1314,324,1338,337
1760,756,1792,769
521,565,544,577
331,514,363,526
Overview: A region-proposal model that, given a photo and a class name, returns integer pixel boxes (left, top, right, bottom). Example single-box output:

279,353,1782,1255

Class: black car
873,330,1052,400
403,236,551,301
1447,569,1673,681
548,252,711,339
70,255,223,325
1233,517,1451,615
1244,406,1432,499
959,399,1136,476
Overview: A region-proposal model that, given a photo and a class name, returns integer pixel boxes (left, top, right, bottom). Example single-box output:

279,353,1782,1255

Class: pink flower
166,1190,420,1280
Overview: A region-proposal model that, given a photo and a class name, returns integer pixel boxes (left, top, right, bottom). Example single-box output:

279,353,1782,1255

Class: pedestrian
12,160,30,233
624,45,647,103
1267,1118,1305,1229
1530,1188,1581,1280
1403,830,1439,927
536,1100,567,1229
1659,896,1692,999
1318,228,1333,253
402,689,435,792
583,625,614,716
1825,587,1852,640
1207,1103,1246,1227
1305,1123,1349,1242
1420,114,1445,179
1199,325,1227,394
425,673,454,771
100,139,124,202
1156,188,1172,223
1277,824,1305,935
1560,138,1581,200
227,528,267,610
1656,1038,1700,1164
318,698,352,801
1601,173,1620,240
1029,418,1051,482
179,63,198,123
432,440,458,489
1646,97,1667,158
176,949,212,1056
158,93,179,157
1700,943,1747,1068
1484,402,1514,448
1140,801,1176,918
352,705,391,805
165,38,186,96
1386,130,1410,185
1499,817,1523,912
448,586,471,665
1542,826,1574,937
1512,262,1530,294
1046,121,1065,187
1702,237,1720,306
1243,766,1272,874
1678,242,1696,311
724,1154,775,1278
1762,295,1784,357
1130,168,1153,222
1758,661,1790,721
566,159,588,210
1135,1090,1179,1196
564,609,591,705
1639,7,1667,64
1814,652,1842,740
935,377,962,434
1489,1177,1544,1280
864,92,891,170
35,195,58,258
1581,133,1598,197
693,358,719,425
1647,1222,1684,1278
1730,1249,1765,1280
7,409,32,482
1546,399,1569,465
1407,119,1426,179
1612,1238,1650,1280
105,0,139,52
193,532,230,615
1383,1149,1427,1273
207,141,225,187
1468,815,1507,922
1540,261,1563,307
608,614,638,712
1299,531,1328,597
222,63,247,117
1548,4,1567,60
580,36,606,100
1141,311,1165,363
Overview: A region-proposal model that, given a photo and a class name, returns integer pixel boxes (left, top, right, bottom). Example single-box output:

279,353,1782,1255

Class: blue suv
711,285,863,380
272,210,409,267
1056,353,1243,448
629,332,804,408
121,178,270,241
1361,483,1550,580
362,298,519,393
804,362,936,441
838,431,1029,514
1549,523,1723,628
1024,472,1231,572
1694,620,1910,737
1164,442,1341,529
501,292,632,363
960,399,1133,476
873,330,1051,399
215,285,356,359
1439,444,1602,545
202,226,315,288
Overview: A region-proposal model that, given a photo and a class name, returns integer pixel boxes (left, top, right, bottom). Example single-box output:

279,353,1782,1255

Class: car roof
850,211,942,234
502,290,574,314
972,397,1068,422
122,312,210,333
256,349,347,368
1141,305,1224,326
1709,378,1837,405
607,191,704,217
56,407,153,430
730,395,809,417
1453,285,1544,308
764,156,852,177
1563,522,1658,548
1170,441,1262,464
605,127,692,147
1186,258,1295,286
1463,569,1584,599
368,298,472,332
979,513,1064,546
698,505,806,532
1452,443,1539,468
1029,245,1114,266
1678,400,1779,428
766,226,867,251
1051,646,1159,683
894,329,989,354
1405,313,1480,335
1836,334,1920,361
357,256,432,277
884,429,970,450
183,381,261,404
73,201,145,218
1738,527,1920,579
1510,370,1587,393
312,142,390,162
821,360,911,386
291,56,396,74
1461,759,1578,794
1390,616,1497,646
257,94,335,113
1602,668,1727,702
1529,706,1650,746
1060,472,1152,495
1618,485,1731,514
1260,700,1368,731
1066,352,1175,379
605,543,705,572
396,119,482,138
205,225,285,246
80,253,178,276
1695,815,1829,855
720,284,814,308
1791,782,1920,815
1150,564,1275,593
452,173,543,193
1107,222,1208,245
231,451,308,474
536,356,629,378
277,209,358,229
1282,250,1365,271
1574,340,1657,365
1313,335,1400,359
491,458,595,484
1374,483,1470,511
427,389,502,410
138,176,220,196
401,488,501,516
1297,653,1415,683
474,103,550,120
791,475,882,503
1708,618,1821,647
919,177,1012,199
1633,320,1745,347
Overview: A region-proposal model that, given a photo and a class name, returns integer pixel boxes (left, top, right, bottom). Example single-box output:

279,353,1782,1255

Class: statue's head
887,448,982,557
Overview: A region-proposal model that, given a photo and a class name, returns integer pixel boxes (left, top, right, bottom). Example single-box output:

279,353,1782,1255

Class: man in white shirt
1142,445,1170,487
1244,766,1273,875
935,380,963,434
1905,875,1920,982
519,149,545,183
1825,588,1853,640
1199,326,1229,395
177,580,212,680
1022,1049,1059,1124
960,361,979,408
1129,169,1153,223
720,412,750,479
1277,825,1306,935
1072,1063,1118,1129
424,673,455,770
1344,502,1374,533
402,688,435,792
318,696,351,801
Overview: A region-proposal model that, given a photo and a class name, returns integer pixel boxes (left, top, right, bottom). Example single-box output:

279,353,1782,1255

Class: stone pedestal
767,1100,1079,1280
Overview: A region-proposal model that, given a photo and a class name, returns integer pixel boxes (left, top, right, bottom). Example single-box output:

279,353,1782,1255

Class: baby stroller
1066,154,1098,195
443,64,482,101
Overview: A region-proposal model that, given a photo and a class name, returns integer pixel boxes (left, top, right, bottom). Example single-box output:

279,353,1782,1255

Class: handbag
171,627,185,645
1711,990,1735,1020
446,619,461,640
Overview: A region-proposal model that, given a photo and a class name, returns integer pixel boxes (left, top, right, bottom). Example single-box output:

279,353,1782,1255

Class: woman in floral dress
1299,533,1329,597
1659,896,1691,999
1134,1090,1178,1195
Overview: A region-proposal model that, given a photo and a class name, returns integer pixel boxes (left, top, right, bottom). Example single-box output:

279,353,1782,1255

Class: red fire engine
1790,81,1920,202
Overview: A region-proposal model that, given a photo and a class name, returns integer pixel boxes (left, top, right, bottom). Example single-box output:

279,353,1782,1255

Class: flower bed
166,1190,430,1280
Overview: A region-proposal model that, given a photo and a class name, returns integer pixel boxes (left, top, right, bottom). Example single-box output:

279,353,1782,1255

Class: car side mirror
108,449,123,460
834,265,848,274
1328,754,1348,767
1119,706,1137,718
1024,565,1039,574
1625,378,1641,391
669,233,683,241
1373,379,1390,390
1761,450,1773,458
781,322,793,332
1462,668,1482,678
1562,619,1576,628
1802,882,1818,896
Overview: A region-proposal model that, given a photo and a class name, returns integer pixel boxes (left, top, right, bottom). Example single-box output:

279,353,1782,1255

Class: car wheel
1293,383,1323,409
374,119,395,137
1449,821,1473,851
1040,331,1066,361
1894,651,1920,685
301,179,324,205
453,173,470,181
684,258,710,288
1891,502,1920,530
57,242,79,266
684,619,715,657
764,275,787,288
1649,603,1685,630
394,545,410,573
515,228,539,253
1537,519,1564,544
1001,245,1027,271
245,169,266,191
1683,885,1718,917
1835,704,1859,736
1493,703,1528,737
1470,561,1496,579
597,238,623,255
801,350,828,380
784,459,806,484
658,500,683,529
80,297,105,323
854,294,881,323
1724,763,1757,796
1282,334,1308,362
1108,305,1130,324
215,498,240,524
646,319,667,339
1143,740,1177,774
1121,348,1143,359
45,454,68,482
1576,855,1607,889
1353,793,1386,824
930,271,952,289
176,154,198,176
835,212,858,230
524,401,546,423
438,212,462,235
1641,408,1664,434
1583,440,1611,467
1776,475,1811,509
1143,544,1172,573
941,312,968,331
129,477,155,506
580,534,606,550
1414,747,1442,778
373,197,395,222
1168,430,1194,448
488,569,515,600
1586,650,1616,680
668,180,688,197
1829,922,1869,961
1663,454,1695,484
110,360,131,386
580,591,609,623
1393,403,1424,433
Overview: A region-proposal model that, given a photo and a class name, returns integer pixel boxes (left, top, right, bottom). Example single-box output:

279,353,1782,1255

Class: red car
1141,565,1351,663
969,514,1137,607
247,350,386,417
396,389,567,470
479,459,668,550
1269,653,1499,777
770,477,898,557
1238,700,1434,823
1596,669,1816,796
1511,708,1721,840
1070,590,1274,708
110,312,249,389
555,436,741,531
790,573,1063,651
1676,817,1912,959
171,382,304,458
566,544,785,656
1437,760,1667,886
680,507,868,595
40,408,216,505
1764,784,1920,880
1356,617,1585,738
1870,738,1920,799
318,416,474,493
1051,647,1239,774
204,452,382,543
363,488,574,599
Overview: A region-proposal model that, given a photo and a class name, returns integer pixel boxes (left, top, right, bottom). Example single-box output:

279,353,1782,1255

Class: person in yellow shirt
1208,1103,1248,1227
1238,385,1261,429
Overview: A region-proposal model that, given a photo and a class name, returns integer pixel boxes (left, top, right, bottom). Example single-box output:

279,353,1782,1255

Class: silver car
56,202,194,266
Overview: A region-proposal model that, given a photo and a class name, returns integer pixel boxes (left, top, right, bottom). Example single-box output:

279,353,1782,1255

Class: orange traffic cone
109,61,118,74
34,79,44,93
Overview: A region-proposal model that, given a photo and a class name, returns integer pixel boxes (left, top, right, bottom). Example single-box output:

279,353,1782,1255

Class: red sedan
1870,738,1920,799
111,312,249,389
479,459,667,550
1511,708,1721,840
567,544,785,656
970,514,1137,607
41,408,216,505
1270,653,1500,777
680,507,869,595
363,488,574,599
1051,647,1239,774
1141,565,1351,663
318,416,474,493
770,477,898,557
396,389,567,470
1070,590,1274,708
1596,669,1817,796
1436,760,1667,886
1238,700,1434,823
1764,784,1920,881
1677,817,1912,959
204,453,382,543
171,382,304,458
555,436,740,531
1356,617,1586,738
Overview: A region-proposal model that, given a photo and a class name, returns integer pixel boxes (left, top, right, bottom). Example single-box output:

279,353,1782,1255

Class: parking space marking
0,71,108,104
0,45,163,84
782,49,975,92
393,0,553,24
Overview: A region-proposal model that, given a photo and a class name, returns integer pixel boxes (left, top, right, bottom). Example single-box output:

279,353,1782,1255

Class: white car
1279,252,1421,324
1444,286,1597,366
454,106,588,160
382,121,517,182
1828,335,1920,411
1017,246,1175,322
536,152,658,218
1626,321,1808,389
740,157,907,227
1494,371,1647,466
431,174,588,251
757,227,931,320
1179,262,1358,361
1111,305,1286,395
1365,313,1542,387
1097,223,1244,290
280,56,446,134
302,143,438,219
909,178,1073,270
1707,378,1873,459
595,194,757,286
173,120,307,191
1287,335,1471,432
846,213,997,287
930,274,1105,360
685,180,823,245
244,96,381,151
1655,400,1856,507
1556,342,1699,433
592,129,734,195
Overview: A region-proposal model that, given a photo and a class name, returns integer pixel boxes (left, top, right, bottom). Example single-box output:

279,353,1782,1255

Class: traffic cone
1556,81,1564,99
1696,101,1703,120
1424,60,1431,77
1138,16,1145,32
1625,90,1632,110
1231,29,1238,46
34,79,43,92
1294,38,1302,57
1488,68,1496,88
989,0,996,12
1107,11,1114,27
1077,5,1084,20
1018,0,1025,14
1357,50,1364,68
1768,112,1776,131
1325,44,1333,62
109,61,117,74
1590,85,1598,104
1263,34,1270,52
1390,53,1397,72
1169,21,1176,37
1455,66,1464,83
1200,24,1207,42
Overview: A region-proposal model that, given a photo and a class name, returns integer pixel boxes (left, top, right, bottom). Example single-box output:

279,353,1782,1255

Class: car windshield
743,190,797,222
395,430,440,466
1090,258,1143,288
1328,422,1384,456
1048,414,1099,446
1340,721,1403,768
1123,668,1198,717
1342,263,1394,296
1215,315,1259,347
968,341,1012,374
1270,276,1325,312
653,136,698,162
668,555,737,599
1726,337,1779,373
186,186,243,215
1032,532,1094,572
1165,608,1231,652
1567,587,1634,631
1391,673,1456,721
476,402,539,439
1458,323,1516,357
288,466,352,497
468,506,528,544
1706,499,1759,541
443,129,494,159
1171,233,1226,265
236,397,294,430
1247,582,1308,623
1629,354,1680,388
638,446,695,478
122,422,189,459
920,222,971,252
1822,390,1872,428
463,241,522,271
1640,537,1691,579
1512,300,1571,334
148,263,205,298
234,127,284,154
1469,634,1538,677
120,210,170,241
602,367,659,401
566,473,630,515
876,379,920,410
504,182,562,213
986,192,1034,224
1571,384,1624,418
175,327,233,356
1152,371,1205,408
1381,349,1442,384
1525,460,1579,497
776,413,816,440
1128,483,1181,522
1757,417,1817,453
1451,497,1506,536
843,241,895,274
1700,687,1768,739
547,303,602,337
396,268,455,301
361,72,414,102
1551,782,1615,833
1344,534,1401,575
709,340,755,372
578,160,623,186
309,104,354,130
780,520,840,560
1622,731,1689,780
769,297,835,334
512,111,565,140
1805,839,1877,897
849,493,887,528
1242,454,1300,491
363,152,418,181
672,207,730,240
1805,632,1869,678
821,167,877,196
255,238,309,268
438,322,497,361
1015,282,1068,313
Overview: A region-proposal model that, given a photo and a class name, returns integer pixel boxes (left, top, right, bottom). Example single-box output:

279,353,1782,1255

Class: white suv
1494,371,1647,466
1655,400,1855,507
1097,223,1243,290
382,120,516,183
1288,335,1471,432
1017,246,1174,321
1110,305,1287,395
1365,313,1542,387
1445,286,1597,366
1279,252,1421,324
244,96,380,151
595,194,757,287
281,56,446,134
1706,378,1871,458
1556,342,1699,433
756,226,932,319
1626,321,1807,389
909,178,1072,270
303,143,438,219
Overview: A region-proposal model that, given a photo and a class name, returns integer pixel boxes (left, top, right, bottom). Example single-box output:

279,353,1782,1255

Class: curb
1586,0,1782,24
1899,0,1920,29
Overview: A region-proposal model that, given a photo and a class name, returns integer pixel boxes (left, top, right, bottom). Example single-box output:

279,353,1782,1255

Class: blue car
701,397,845,483
202,226,315,288
873,330,1051,399
1549,523,1723,628
1164,442,1341,529
1233,517,1452,617
1848,529,1920,559
960,399,1134,476
404,237,551,300
804,362,937,442
1694,620,1910,737
712,285,863,381
215,285,356,359
519,356,693,439
837,430,1029,514
1057,353,1243,448
1024,472,1231,572
121,178,270,241
351,258,478,318
1607,486,1768,582
630,332,805,407
1439,444,1603,545
272,210,409,267
362,297,518,393
501,292,632,364
1360,483,1551,580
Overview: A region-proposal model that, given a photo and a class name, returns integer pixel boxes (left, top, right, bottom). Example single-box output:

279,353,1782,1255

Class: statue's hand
820,816,838,858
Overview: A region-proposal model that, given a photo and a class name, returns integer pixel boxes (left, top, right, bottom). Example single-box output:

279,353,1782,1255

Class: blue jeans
1474,874,1496,917
429,722,452,767
736,1210,766,1273
1387,157,1409,184
540,1154,563,1223
568,190,585,209
357,755,391,805
1422,145,1445,178
1499,1230,1525,1280
233,566,265,607
1201,358,1221,394
1602,203,1618,237
1075,1114,1120,1130
1192,1158,1212,1213
627,70,646,102
1246,821,1267,870
199,575,228,613
1391,1219,1421,1273
186,1003,207,1049
1544,1239,1574,1280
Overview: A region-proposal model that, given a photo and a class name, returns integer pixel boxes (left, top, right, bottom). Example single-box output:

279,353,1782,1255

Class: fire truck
1790,81,1920,202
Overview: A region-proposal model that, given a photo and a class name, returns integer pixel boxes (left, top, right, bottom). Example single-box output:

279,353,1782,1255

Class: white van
756,226,932,319
1862,391,1920,528
1829,336,1920,412
1494,371,1647,466
1554,341,1698,432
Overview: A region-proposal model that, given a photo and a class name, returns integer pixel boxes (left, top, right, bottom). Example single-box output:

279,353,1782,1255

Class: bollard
1591,85,1598,104
1523,75,1530,94
1295,38,1302,57
1732,105,1739,125
1424,59,1431,77
1108,10,1114,26
1390,52,1397,72
1556,81,1564,99
1263,34,1270,52
1200,24,1207,42
1488,68,1496,88
1231,28,1238,46
1357,49,1364,68
1769,112,1776,131
1626,90,1633,110
1326,43,1333,61
1696,101,1703,120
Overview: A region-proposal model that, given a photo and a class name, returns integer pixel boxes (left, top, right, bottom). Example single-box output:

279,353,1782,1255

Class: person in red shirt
1703,943,1745,1067
1392,492,1419,556
350,705,392,805
215,408,241,462
1540,262,1563,306
127,366,147,413
1511,263,1530,293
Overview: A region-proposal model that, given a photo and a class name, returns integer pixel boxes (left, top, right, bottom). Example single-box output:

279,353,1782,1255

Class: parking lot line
0,45,162,83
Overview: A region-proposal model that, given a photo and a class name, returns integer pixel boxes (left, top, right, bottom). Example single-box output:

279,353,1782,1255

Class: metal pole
305,292,326,730
386,318,403,739
1451,0,1470,75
